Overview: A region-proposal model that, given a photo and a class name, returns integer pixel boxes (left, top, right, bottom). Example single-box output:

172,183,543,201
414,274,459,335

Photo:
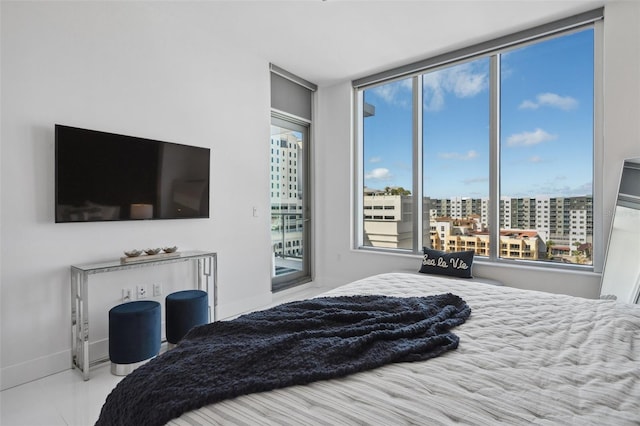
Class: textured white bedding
170,273,640,425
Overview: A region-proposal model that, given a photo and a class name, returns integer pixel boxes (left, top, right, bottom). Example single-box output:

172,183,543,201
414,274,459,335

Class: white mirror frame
600,158,640,303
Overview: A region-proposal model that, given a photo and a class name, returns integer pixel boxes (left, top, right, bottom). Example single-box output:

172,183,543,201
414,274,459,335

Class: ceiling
155,0,609,87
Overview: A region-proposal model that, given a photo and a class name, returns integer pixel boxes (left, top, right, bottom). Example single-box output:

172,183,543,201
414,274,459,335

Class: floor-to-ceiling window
355,9,602,271
270,65,316,291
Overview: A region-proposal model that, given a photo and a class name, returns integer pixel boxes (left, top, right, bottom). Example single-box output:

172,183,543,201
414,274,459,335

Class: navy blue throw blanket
96,294,471,426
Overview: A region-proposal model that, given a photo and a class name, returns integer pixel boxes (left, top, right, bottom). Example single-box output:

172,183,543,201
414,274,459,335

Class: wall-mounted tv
55,125,210,223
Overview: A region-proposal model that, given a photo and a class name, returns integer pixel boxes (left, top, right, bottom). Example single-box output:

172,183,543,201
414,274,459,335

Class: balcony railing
271,212,306,278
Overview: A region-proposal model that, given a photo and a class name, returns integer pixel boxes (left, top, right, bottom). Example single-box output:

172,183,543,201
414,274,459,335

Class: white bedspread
170,273,640,425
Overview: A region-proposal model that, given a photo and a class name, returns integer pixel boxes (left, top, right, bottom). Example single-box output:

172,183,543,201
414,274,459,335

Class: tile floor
0,283,326,425
1,362,122,426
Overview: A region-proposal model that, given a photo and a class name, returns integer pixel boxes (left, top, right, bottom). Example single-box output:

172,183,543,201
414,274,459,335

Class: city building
365,193,592,263
271,133,304,259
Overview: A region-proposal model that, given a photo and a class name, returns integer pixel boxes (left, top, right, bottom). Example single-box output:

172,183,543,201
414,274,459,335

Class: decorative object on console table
120,247,180,264
123,249,142,258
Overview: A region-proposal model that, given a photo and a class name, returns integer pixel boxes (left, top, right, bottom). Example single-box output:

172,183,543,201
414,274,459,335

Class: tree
546,240,555,259
384,186,411,196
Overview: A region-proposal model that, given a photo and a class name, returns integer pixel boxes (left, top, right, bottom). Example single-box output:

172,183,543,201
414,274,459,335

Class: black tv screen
55,125,210,223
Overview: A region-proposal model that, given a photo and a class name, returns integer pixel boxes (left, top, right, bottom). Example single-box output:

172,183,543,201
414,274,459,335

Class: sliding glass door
270,116,310,291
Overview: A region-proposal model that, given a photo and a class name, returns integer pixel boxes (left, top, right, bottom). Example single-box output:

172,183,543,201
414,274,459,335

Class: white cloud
534,179,592,197
423,62,488,112
518,100,539,110
365,168,393,180
507,128,557,147
450,67,486,98
370,62,487,111
574,181,593,194
438,150,478,160
369,156,382,163
529,155,543,163
370,79,412,107
519,92,578,111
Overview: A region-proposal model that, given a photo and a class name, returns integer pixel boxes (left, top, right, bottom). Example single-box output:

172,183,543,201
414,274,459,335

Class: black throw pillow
419,247,474,278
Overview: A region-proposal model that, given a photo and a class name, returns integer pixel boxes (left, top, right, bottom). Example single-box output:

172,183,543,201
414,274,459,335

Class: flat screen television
55,124,210,223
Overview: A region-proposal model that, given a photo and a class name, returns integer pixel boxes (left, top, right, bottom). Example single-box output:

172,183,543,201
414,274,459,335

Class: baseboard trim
216,293,271,321
1,349,71,391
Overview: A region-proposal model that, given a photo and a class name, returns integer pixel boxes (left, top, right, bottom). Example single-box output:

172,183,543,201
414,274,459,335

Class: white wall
1,2,273,389
602,2,640,223
313,1,640,298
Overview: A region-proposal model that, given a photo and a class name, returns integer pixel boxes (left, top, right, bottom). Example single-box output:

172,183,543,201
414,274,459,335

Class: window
362,77,414,250
423,57,489,250
355,9,602,269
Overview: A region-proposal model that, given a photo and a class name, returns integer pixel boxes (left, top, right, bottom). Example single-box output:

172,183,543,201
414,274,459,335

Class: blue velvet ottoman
108,300,161,376
165,290,208,347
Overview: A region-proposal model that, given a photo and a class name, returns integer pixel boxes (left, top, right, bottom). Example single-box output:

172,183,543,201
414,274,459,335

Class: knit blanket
96,293,471,426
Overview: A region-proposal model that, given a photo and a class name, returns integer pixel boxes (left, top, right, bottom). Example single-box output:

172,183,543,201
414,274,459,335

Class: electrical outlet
136,285,148,299
122,288,132,302
152,283,162,297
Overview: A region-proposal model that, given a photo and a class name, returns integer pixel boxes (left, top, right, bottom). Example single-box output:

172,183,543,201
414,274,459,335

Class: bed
98,272,640,425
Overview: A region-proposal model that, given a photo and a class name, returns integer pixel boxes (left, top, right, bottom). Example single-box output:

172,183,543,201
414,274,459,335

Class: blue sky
363,28,594,199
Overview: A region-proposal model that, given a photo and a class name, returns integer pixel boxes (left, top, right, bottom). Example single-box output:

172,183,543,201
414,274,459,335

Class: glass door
270,116,310,291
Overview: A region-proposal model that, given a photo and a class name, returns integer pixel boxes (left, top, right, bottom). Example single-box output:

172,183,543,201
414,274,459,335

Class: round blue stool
109,300,161,376
166,290,208,347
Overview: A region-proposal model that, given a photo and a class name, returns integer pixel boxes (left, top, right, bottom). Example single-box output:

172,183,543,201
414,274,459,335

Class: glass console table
70,250,217,380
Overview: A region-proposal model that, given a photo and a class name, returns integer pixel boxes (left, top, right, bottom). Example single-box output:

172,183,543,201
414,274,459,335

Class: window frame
353,10,604,273
270,64,316,291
